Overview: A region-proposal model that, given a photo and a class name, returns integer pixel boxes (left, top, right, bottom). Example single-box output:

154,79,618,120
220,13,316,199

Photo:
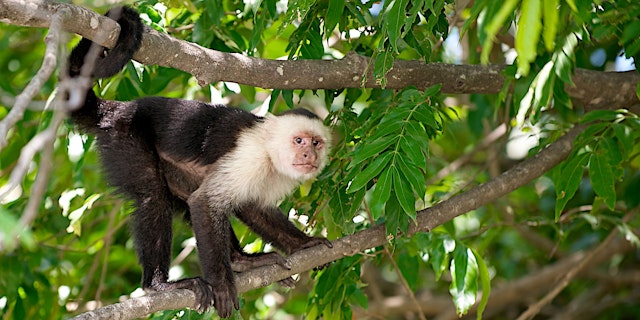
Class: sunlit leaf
450,246,478,315
515,0,542,75
471,248,491,320
542,0,559,51
482,0,520,63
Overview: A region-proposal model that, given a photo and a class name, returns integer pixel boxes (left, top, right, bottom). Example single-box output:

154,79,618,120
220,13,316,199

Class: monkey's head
266,110,331,181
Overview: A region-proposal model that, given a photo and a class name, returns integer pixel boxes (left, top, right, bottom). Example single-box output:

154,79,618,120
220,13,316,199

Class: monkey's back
127,97,262,165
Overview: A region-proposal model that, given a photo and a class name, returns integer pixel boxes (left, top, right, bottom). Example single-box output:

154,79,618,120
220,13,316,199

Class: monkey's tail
67,6,143,130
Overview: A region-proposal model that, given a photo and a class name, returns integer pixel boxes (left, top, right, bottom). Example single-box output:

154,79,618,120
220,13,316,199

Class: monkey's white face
266,115,331,181
289,132,326,174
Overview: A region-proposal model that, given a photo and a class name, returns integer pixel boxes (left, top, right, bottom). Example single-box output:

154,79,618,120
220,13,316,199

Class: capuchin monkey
64,7,332,318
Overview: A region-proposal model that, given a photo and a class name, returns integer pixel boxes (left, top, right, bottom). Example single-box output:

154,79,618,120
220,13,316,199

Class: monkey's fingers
230,252,291,271
302,236,333,249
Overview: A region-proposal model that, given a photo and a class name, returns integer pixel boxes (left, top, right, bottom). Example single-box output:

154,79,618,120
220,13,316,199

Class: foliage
1,0,640,319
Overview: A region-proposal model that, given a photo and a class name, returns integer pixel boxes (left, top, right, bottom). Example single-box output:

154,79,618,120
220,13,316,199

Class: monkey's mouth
293,163,318,173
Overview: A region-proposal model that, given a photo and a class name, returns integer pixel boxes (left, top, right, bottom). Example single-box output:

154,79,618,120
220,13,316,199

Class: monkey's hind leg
98,135,214,312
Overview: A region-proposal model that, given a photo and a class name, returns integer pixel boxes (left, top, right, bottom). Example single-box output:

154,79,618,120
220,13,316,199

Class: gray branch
1,0,638,110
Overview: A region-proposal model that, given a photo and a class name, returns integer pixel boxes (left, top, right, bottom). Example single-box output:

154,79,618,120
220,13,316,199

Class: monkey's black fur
66,7,332,318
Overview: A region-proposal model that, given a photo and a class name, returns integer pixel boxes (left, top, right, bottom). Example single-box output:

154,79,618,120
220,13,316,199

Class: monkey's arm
235,205,332,255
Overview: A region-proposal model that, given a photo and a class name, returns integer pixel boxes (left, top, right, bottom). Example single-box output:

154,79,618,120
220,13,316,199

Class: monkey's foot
146,277,215,313
209,278,239,318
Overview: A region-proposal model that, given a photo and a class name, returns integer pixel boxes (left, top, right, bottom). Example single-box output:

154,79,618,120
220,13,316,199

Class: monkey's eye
295,137,303,144
312,139,320,146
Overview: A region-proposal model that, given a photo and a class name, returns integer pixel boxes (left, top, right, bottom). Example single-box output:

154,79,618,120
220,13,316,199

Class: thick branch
1,0,638,109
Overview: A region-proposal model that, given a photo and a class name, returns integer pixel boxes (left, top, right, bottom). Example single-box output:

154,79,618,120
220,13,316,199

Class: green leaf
396,155,427,198
370,167,394,209
347,152,393,193
516,0,542,75
385,192,409,236
424,83,443,97
399,136,427,171
580,110,621,124
471,248,491,320
554,151,589,219
589,142,617,210
554,33,577,84
621,20,640,46
280,0,317,32
482,0,520,63
450,246,478,315
325,0,345,34
368,120,404,141
612,123,633,158
404,121,429,147
373,46,395,88
413,105,439,130
564,0,577,12
384,0,409,51
379,107,412,124
392,166,417,219
542,0,559,51
428,235,450,280
345,2,367,25
282,89,295,108
350,135,397,168
397,252,420,291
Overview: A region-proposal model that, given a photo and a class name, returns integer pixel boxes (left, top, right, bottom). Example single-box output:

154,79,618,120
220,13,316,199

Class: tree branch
1,0,638,109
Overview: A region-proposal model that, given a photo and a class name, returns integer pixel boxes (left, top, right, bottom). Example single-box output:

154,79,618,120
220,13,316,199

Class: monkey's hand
299,236,333,250
298,236,333,271
230,251,292,272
